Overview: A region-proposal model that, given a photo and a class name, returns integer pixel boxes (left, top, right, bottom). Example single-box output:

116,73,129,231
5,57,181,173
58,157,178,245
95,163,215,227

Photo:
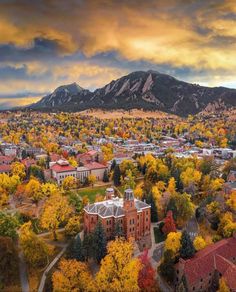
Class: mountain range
30,70,236,116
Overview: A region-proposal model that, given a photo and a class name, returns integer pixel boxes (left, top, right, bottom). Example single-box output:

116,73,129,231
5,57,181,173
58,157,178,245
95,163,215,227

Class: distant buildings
51,159,77,185
84,188,151,241
175,237,236,291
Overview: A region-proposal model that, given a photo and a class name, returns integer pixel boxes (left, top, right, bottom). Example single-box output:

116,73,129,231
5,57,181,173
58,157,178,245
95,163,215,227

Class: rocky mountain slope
31,71,236,116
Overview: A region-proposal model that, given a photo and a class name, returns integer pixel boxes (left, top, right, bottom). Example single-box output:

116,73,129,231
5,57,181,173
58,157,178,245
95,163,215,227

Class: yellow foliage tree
218,212,236,238
40,193,73,240
52,259,95,292
10,162,26,180
25,177,42,202
218,277,230,292
41,182,59,197
134,185,143,199
88,175,96,187
68,157,78,168
227,191,236,212
64,215,82,237
167,177,177,196
193,236,207,251
19,222,53,267
96,238,141,292
180,167,202,188
164,232,181,255
62,176,77,190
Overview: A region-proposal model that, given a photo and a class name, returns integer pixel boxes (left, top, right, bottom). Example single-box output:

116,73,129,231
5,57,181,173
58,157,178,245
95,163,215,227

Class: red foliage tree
162,210,176,235
138,249,156,291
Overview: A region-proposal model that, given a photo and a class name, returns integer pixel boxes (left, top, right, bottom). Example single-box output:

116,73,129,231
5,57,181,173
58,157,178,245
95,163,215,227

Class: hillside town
0,110,235,291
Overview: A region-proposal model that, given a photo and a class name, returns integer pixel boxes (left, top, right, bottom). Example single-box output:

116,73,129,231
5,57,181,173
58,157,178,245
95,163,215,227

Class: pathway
18,249,30,292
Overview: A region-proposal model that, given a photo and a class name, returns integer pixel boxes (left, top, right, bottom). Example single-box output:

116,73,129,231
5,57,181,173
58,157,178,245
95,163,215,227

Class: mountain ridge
30,70,236,116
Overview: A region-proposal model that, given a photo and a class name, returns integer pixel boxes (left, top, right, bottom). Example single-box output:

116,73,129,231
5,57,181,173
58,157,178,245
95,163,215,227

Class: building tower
123,189,137,239
105,187,114,200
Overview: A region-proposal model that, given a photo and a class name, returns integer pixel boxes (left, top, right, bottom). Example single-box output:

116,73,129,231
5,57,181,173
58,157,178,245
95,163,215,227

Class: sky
0,0,236,108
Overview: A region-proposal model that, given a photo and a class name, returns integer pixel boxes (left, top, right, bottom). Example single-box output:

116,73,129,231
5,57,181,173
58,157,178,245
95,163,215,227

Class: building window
133,219,135,224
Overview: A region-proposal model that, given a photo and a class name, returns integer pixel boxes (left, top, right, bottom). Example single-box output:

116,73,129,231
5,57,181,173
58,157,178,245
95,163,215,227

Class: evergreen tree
159,250,175,282
110,160,116,171
93,221,107,263
82,233,94,261
21,149,28,160
67,235,84,261
179,230,195,259
103,169,109,183
146,193,158,222
113,165,121,186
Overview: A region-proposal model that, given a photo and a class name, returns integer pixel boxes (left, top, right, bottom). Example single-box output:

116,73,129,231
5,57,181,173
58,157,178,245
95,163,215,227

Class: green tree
113,165,121,186
113,221,124,238
159,250,175,282
67,234,84,262
103,169,109,182
82,233,94,261
93,221,107,263
179,230,195,259
0,212,19,239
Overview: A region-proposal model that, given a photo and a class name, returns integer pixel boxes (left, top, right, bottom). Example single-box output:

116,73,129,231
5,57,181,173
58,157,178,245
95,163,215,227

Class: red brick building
175,236,236,291
84,188,151,241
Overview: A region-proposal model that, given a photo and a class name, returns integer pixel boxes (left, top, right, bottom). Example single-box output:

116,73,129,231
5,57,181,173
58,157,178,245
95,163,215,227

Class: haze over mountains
30,71,236,116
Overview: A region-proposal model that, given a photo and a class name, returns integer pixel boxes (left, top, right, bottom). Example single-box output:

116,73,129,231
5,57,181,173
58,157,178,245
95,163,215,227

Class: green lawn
77,186,107,202
153,226,166,243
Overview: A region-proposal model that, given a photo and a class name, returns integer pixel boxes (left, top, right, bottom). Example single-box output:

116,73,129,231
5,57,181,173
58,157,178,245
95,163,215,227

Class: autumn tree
138,249,156,291
164,232,181,255
179,230,195,259
88,174,96,187
173,193,195,226
162,211,176,235
62,176,77,190
64,215,81,237
25,177,43,202
11,161,26,180
40,193,73,240
193,236,207,251
95,238,141,292
93,220,107,263
217,212,236,238
19,222,52,267
52,259,95,292
227,191,236,212
218,277,230,292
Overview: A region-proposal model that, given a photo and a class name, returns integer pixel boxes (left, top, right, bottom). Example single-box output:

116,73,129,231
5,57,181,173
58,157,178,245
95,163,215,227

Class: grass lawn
153,227,166,243
77,186,107,202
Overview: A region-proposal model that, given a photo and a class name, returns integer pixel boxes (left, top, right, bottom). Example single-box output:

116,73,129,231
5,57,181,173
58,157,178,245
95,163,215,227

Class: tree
93,220,107,263
218,277,230,292
95,238,141,292
162,211,176,235
0,212,19,239
227,191,236,212
218,212,236,238
167,177,177,195
62,176,77,190
65,215,82,237
138,249,156,291
19,222,52,267
164,232,181,255
28,165,44,181
113,164,121,186
0,236,18,287
179,230,195,259
41,182,59,197
159,249,175,282
67,234,84,261
40,193,73,240
82,233,94,261
146,192,158,222
110,159,116,171
103,169,109,182
173,193,195,226
25,177,43,203
193,236,207,251
52,259,95,292
88,174,96,187
11,161,26,180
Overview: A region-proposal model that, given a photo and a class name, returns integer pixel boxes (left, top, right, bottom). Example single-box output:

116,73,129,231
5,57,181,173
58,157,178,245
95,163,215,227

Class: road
18,249,30,292
185,216,199,240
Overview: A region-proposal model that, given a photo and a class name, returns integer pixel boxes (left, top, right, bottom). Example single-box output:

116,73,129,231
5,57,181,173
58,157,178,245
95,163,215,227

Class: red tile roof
51,164,76,173
0,155,14,163
84,162,107,170
176,237,236,288
0,164,11,172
